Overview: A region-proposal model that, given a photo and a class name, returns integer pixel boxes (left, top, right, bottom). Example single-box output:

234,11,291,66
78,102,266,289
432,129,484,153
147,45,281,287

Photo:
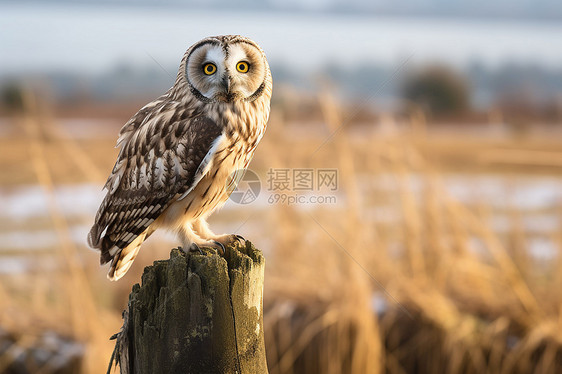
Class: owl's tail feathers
107,231,148,281
87,224,103,249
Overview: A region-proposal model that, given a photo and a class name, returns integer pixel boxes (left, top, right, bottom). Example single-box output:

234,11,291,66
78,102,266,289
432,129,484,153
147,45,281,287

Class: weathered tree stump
110,241,268,374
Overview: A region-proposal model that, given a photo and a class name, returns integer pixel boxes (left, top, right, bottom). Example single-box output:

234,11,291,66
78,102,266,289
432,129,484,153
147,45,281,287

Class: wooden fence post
110,241,268,374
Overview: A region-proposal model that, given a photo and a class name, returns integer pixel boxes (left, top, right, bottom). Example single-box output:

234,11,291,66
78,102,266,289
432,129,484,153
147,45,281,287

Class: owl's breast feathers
88,97,268,267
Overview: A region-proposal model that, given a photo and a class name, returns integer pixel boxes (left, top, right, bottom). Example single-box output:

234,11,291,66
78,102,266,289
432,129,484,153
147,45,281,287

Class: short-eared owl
88,35,272,280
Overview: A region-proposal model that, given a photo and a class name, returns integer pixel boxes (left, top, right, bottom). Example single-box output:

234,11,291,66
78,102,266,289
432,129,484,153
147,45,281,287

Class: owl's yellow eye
203,63,216,75
236,61,250,73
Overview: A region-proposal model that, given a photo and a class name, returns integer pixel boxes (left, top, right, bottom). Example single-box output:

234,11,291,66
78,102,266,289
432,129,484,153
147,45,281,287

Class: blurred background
1,0,562,373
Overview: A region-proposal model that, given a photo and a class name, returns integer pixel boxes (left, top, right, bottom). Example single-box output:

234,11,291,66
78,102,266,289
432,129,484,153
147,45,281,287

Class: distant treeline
2,61,562,121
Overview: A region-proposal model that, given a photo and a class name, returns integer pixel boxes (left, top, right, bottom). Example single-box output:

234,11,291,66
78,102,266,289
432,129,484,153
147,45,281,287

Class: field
0,91,561,373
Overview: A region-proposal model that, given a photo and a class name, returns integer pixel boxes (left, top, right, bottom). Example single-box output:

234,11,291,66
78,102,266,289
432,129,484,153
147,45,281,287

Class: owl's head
180,35,270,104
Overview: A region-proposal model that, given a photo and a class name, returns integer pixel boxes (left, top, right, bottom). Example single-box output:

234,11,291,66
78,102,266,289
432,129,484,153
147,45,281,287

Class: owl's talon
213,240,226,256
189,243,203,255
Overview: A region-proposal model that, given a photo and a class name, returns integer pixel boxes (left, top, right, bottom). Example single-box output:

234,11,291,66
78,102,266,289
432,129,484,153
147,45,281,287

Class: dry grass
0,90,561,373
260,94,562,373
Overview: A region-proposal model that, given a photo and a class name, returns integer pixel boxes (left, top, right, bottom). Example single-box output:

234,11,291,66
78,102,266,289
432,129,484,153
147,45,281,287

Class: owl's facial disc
186,40,266,103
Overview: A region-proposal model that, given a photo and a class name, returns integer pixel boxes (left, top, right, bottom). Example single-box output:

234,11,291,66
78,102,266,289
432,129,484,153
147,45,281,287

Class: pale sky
2,3,562,75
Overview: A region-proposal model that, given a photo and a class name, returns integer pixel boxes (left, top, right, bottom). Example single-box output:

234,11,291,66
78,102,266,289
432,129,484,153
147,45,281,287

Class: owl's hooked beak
220,75,230,93
216,75,235,102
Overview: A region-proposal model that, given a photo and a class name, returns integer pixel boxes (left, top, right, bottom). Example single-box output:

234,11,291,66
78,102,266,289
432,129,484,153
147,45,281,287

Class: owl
88,35,272,281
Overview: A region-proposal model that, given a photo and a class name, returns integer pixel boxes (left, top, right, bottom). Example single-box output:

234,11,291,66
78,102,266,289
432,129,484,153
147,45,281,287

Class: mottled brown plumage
88,35,272,280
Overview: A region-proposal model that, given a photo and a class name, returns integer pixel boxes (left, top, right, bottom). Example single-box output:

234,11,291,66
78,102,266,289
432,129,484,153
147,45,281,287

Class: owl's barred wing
88,110,224,266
